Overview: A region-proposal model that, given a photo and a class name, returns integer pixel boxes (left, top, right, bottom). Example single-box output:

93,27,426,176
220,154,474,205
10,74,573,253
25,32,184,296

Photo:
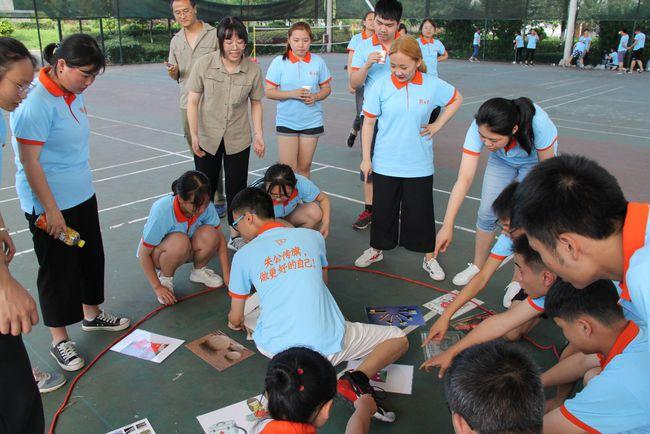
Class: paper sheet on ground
106,418,156,434
110,329,183,363
365,305,425,328
196,395,269,434
423,291,484,319
345,360,414,395
186,330,255,371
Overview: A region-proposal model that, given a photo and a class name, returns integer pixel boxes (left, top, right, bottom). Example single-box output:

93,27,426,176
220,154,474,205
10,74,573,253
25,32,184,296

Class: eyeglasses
231,211,255,230
173,8,194,17
9,79,35,97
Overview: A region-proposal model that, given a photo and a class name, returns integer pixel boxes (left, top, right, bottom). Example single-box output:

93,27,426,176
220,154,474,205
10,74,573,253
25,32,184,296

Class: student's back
230,225,345,356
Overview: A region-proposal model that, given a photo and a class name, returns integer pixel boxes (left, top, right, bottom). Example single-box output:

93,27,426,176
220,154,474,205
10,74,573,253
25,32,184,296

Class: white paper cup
377,50,387,64
301,85,311,92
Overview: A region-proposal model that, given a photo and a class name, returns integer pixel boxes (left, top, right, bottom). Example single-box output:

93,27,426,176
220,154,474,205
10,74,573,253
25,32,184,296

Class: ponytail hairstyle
475,97,536,155
264,163,297,199
43,33,105,76
0,37,36,80
389,35,427,73
171,170,211,210
283,22,314,61
265,347,336,424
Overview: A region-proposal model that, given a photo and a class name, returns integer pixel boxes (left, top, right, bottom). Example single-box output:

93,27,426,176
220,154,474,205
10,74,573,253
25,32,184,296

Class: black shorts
0,334,43,434
359,117,379,182
26,195,105,327
370,173,436,253
632,48,644,61
276,126,324,137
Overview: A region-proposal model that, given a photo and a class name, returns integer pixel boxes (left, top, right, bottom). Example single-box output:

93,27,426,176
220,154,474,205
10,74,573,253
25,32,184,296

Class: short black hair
545,279,623,324
264,163,297,198
0,37,36,79
374,0,402,23
217,16,248,55
444,341,544,434
43,33,105,75
230,187,275,220
620,28,628,33
512,155,627,251
265,347,336,424
363,10,375,20
491,181,518,223
513,235,545,272
170,0,196,7
419,18,437,33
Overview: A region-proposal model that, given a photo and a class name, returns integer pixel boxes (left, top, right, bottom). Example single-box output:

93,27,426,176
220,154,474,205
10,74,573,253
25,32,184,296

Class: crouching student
543,279,650,433
425,182,524,342
259,347,377,434
227,188,408,423
261,163,331,238
138,171,230,305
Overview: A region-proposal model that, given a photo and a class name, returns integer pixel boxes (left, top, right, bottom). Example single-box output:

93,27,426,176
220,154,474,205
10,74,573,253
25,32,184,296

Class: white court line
552,117,650,134
556,124,650,141
91,124,125,131
88,114,184,137
542,87,622,110
544,78,584,89
534,84,611,106
91,131,191,159
312,162,481,202
94,160,191,183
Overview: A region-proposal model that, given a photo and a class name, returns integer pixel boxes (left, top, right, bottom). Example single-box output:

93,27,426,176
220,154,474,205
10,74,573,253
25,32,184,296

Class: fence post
78,19,83,33
326,0,333,52
99,18,106,55
32,0,44,66
57,18,63,41
116,0,124,65
425,0,431,17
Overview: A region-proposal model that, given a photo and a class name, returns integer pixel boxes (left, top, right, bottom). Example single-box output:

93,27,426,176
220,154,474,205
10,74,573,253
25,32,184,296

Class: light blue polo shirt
272,174,320,218
139,195,220,253
579,35,592,51
634,32,646,49
265,51,331,131
619,34,630,51
610,53,620,66
351,33,400,99
228,224,345,356
562,322,650,433
10,67,93,214
347,31,371,52
473,32,481,46
462,103,558,166
418,37,446,77
527,34,538,49
362,71,457,178
515,35,524,48
573,41,586,54
526,296,545,312
489,234,513,261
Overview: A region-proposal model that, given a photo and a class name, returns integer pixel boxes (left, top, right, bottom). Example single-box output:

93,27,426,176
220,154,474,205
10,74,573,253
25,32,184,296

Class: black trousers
194,141,251,225
516,47,525,63
526,48,536,62
0,334,43,434
26,195,105,327
370,173,436,253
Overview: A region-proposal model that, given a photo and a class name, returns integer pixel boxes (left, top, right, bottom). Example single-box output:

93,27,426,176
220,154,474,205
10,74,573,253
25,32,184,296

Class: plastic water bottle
35,214,85,248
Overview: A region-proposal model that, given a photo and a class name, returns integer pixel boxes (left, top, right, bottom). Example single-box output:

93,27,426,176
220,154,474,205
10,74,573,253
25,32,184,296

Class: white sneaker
354,248,383,268
190,267,224,288
503,281,522,308
452,263,480,286
227,236,247,252
423,257,445,281
156,270,174,305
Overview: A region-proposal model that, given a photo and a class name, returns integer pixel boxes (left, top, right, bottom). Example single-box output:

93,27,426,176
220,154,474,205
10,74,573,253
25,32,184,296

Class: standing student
398,23,408,37
616,28,630,73
260,347,377,434
578,29,592,65
629,27,646,73
0,36,46,434
353,36,462,281
512,154,650,346
166,0,226,217
418,19,448,124
566,39,586,68
265,22,332,178
227,188,408,422
138,171,229,306
435,97,557,287
186,17,265,252
525,29,539,65
513,30,525,64
261,163,331,237
349,0,403,231
542,280,650,433
346,11,375,148
469,28,481,62
11,34,130,372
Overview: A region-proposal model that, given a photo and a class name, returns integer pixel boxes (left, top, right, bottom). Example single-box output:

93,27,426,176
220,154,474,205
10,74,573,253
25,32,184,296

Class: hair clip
299,385,305,392
297,368,304,375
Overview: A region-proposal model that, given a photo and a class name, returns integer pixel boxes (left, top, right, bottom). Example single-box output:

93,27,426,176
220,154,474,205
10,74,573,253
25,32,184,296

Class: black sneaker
50,340,85,372
82,310,130,332
352,209,372,230
347,131,357,147
337,370,396,422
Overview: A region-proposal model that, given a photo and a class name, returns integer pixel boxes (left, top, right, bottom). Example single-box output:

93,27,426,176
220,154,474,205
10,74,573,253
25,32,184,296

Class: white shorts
257,321,405,366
